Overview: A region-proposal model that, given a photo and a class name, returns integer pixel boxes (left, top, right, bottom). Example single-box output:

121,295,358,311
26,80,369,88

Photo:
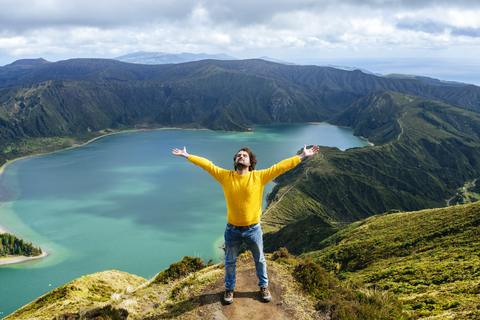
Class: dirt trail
190,255,314,320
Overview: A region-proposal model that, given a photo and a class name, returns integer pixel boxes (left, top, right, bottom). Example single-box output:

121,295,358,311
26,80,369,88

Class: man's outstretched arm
172,147,228,182
260,144,319,184
298,144,319,160
172,147,190,159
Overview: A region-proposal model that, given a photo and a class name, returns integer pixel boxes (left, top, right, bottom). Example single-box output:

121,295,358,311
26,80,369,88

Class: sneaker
224,289,234,304
260,286,272,302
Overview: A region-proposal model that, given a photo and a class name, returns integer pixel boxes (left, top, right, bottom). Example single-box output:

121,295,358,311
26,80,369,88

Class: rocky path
190,255,316,320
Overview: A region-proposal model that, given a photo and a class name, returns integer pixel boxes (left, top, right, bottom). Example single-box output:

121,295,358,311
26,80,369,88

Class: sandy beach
0,251,49,266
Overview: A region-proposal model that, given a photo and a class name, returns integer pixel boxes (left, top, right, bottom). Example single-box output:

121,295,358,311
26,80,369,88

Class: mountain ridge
114,51,238,64
1,59,480,144
262,90,480,253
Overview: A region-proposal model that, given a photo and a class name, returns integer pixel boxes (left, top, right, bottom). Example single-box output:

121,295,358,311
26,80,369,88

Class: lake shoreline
0,251,49,267
0,126,209,266
0,126,190,183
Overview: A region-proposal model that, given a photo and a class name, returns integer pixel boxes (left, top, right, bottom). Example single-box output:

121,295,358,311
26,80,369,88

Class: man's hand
172,147,190,159
298,144,319,160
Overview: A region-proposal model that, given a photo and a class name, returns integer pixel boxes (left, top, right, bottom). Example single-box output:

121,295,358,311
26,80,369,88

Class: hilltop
6,202,480,319
5,251,407,320
114,51,237,64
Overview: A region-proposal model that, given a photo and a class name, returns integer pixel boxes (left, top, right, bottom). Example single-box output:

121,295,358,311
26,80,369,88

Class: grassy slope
6,270,147,320
304,202,480,319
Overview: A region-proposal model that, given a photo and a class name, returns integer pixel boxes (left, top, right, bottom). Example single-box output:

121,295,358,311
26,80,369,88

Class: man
172,144,319,304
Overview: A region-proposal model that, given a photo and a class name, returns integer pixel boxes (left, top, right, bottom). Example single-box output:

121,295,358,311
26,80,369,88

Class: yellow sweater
188,155,301,226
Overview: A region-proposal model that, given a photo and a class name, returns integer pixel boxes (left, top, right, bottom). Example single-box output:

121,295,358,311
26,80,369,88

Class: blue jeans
224,223,268,290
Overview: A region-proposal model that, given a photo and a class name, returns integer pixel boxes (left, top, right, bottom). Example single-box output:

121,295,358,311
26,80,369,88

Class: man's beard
236,162,248,170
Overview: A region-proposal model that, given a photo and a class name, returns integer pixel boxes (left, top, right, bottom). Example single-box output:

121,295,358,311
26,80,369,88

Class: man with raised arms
172,144,319,304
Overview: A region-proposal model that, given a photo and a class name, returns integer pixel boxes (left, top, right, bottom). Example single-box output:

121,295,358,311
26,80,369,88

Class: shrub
294,257,336,300
447,301,461,309
152,256,206,284
294,258,410,319
271,247,296,265
327,285,409,320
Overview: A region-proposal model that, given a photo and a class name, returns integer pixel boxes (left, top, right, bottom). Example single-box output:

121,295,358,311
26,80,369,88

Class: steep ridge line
397,118,404,141
262,154,321,217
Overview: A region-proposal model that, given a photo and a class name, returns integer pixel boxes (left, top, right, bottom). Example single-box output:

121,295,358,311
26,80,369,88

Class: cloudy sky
1,0,480,84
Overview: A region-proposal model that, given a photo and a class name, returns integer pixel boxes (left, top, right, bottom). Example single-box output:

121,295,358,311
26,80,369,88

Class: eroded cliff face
268,89,295,122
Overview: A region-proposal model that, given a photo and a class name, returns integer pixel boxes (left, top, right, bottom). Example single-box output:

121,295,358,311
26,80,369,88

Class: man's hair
233,146,257,171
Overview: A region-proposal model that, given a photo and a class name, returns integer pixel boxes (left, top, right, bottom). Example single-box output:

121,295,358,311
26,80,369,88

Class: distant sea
0,124,369,317
302,58,480,86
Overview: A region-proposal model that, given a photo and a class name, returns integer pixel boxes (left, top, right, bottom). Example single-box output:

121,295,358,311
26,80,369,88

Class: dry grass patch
5,270,146,320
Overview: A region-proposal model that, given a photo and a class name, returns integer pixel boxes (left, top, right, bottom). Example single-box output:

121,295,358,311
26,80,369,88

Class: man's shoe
260,286,272,302
224,289,234,304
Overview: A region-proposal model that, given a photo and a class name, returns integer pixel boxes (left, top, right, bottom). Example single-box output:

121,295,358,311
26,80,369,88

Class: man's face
235,151,251,168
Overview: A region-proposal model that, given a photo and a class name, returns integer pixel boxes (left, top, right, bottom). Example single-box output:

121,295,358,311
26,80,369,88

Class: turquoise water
0,124,369,317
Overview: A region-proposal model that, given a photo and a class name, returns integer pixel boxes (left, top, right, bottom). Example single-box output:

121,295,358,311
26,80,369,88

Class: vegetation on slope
303,202,480,319
7,202,479,319
382,73,469,87
263,91,480,254
2,58,480,168
5,270,146,320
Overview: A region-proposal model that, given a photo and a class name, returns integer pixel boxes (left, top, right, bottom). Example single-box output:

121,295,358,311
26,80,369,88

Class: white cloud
0,0,480,70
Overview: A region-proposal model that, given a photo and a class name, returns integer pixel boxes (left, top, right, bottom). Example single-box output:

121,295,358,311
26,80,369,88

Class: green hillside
382,73,469,87
2,58,480,169
6,252,410,320
263,91,480,260
303,202,480,319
